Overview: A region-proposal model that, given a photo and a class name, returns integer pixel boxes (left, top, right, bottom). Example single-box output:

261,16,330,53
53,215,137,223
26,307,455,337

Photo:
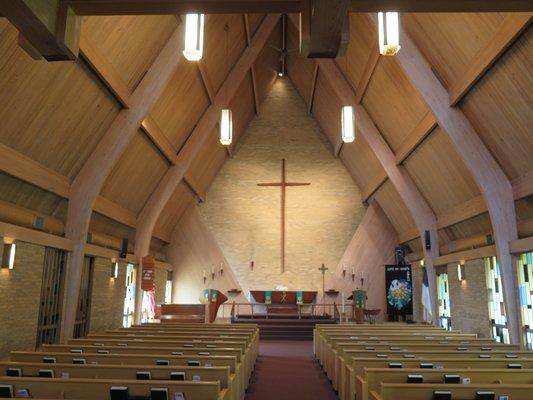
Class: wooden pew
346,357,533,400
362,368,533,400
370,383,533,400
0,376,225,400
0,361,235,400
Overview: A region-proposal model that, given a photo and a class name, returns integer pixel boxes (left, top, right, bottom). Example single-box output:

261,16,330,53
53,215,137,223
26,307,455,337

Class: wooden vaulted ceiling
0,9,531,261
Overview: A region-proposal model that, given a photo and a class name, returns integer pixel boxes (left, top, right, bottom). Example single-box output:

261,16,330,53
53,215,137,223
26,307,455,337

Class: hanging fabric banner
296,291,303,305
385,264,413,316
265,291,272,304
141,256,155,291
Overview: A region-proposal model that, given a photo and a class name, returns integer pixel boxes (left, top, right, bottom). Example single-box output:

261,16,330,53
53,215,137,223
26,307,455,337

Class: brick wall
447,259,491,337
89,258,127,333
0,240,44,358
198,78,364,293
154,267,168,305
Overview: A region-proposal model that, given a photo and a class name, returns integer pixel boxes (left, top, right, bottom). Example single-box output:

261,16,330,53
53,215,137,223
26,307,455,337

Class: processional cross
257,159,310,273
318,264,328,308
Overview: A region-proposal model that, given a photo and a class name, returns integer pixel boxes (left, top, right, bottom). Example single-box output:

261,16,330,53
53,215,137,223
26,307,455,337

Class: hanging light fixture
183,13,205,61
219,109,233,145
341,106,355,143
378,12,401,56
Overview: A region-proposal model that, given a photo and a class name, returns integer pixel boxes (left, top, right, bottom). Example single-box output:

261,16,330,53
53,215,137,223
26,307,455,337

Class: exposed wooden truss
132,13,282,324
61,23,185,341
64,0,533,15
393,21,522,343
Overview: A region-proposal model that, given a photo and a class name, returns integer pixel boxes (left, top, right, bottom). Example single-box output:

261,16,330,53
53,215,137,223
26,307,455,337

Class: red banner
141,256,155,291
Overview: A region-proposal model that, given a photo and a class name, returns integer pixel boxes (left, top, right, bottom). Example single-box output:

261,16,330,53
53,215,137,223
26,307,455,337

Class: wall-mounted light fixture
111,259,119,279
219,109,233,145
2,239,16,269
183,13,205,61
457,262,466,282
341,106,355,143
378,12,401,56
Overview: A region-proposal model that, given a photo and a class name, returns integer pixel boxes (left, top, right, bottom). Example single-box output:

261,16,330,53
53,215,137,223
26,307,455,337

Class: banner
265,291,272,305
354,290,366,308
385,264,413,316
201,289,210,304
296,291,303,305
141,256,155,291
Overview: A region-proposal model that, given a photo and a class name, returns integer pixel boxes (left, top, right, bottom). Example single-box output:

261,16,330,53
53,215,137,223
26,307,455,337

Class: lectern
200,289,228,323
353,289,366,324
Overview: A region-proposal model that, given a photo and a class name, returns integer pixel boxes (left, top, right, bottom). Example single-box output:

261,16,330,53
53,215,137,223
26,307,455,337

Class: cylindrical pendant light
183,13,205,61
378,12,401,56
341,106,355,143
219,109,233,145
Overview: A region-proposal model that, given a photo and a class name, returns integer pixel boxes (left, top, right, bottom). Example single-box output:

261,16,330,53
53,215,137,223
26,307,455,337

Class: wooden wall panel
373,180,417,234
362,57,429,152
460,27,533,180
515,195,533,222
403,12,505,88
339,135,386,193
311,71,342,152
247,14,266,37
89,212,134,242
185,128,227,198
155,181,195,240
83,15,178,92
286,21,315,107
203,14,248,95
439,212,493,245
335,13,376,91
150,59,210,151
0,173,61,217
229,72,256,147
403,127,482,215
101,131,169,214
253,21,282,105
0,20,120,179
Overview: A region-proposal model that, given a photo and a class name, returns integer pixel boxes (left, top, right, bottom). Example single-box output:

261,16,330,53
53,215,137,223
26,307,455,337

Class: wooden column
394,25,522,344
132,14,282,324
61,24,184,341
0,0,81,60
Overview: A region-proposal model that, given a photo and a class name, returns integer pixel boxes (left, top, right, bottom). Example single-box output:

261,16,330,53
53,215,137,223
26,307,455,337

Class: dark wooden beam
0,0,81,60
65,0,533,15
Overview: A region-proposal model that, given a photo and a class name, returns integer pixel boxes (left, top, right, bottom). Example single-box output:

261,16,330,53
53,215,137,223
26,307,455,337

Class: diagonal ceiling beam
395,112,438,164
243,14,261,115
60,23,185,341
132,13,282,324
317,58,440,321
392,20,522,344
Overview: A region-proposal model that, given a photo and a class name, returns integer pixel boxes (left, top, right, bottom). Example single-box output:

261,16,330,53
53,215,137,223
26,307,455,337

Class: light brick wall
89,258,127,333
447,259,491,337
198,78,364,293
0,240,44,358
154,268,168,305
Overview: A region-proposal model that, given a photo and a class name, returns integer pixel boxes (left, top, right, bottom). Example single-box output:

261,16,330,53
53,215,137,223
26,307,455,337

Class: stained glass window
437,273,451,330
485,256,510,343
122,263,136,328
517,252,533,349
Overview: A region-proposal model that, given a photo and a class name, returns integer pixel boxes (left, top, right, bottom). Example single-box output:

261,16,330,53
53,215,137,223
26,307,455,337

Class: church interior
0,1,532,399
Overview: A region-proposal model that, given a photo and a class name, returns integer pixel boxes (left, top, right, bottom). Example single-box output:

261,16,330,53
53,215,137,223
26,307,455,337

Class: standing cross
318,264,328,309
258,159,310,273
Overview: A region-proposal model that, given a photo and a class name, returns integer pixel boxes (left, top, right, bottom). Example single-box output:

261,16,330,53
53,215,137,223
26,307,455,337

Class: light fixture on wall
219,109,233,145
378,12,401,56
2,241,16,269
183,13,205,61
220,262,224,276
111,260,119,279
457,262,466,282
203,270,207,284
342,264,346,278
341,106,355,143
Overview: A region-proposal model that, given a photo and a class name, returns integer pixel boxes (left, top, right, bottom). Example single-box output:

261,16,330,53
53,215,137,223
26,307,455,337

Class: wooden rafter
197,62,216,104
361,171,387,203
244,14,261,115
64,0,533,15
61,23,185,341
449,14,532,106
355,48,380,103
394,22,522,344
433,245,496,266
317,57,440,320
133,15,283,325
307,62,319,114
395,112,438,164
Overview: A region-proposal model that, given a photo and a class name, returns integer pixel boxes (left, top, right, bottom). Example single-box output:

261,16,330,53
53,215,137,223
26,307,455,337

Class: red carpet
245,341,338,400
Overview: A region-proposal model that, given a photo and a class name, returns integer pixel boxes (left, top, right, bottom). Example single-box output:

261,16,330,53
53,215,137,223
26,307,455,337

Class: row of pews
0,322,259,399
314,324,533,400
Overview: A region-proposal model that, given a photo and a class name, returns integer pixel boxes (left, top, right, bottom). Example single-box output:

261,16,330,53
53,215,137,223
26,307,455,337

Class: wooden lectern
201,289,228,323
353,289,366,324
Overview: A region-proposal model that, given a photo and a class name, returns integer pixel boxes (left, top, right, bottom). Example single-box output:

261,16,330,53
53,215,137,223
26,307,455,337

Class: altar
250,290,317,304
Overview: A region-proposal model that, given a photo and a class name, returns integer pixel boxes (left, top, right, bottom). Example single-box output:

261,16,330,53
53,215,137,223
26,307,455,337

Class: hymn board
258,159,310,273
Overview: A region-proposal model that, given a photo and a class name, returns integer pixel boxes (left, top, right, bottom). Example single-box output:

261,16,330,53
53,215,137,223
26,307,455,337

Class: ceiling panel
311,70,342,152
254,21,282,105
155,181,195,239
373,180,416,234
229,72,256,148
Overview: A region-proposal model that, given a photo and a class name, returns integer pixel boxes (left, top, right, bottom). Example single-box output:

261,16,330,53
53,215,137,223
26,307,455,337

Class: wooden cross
257,159,310,273
318,264,328,308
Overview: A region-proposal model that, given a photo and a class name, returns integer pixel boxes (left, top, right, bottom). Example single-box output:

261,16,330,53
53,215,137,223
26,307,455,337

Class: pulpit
353,289,366,324
201,289,228,323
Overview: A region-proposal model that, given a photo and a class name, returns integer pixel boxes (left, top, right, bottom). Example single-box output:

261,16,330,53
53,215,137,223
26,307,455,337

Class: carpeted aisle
245,340,338,400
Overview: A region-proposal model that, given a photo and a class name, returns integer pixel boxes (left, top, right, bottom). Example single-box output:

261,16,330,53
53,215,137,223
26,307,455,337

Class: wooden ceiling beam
395,112,438,165
512,169,533,200
300,0,350,58
61,22,185,341
197,62,216,103
361,171,387,203
449,14,532,106
79,26,132,108
134,15,282,299
0,0,81,61
65,0,533,15
307,62,319,114
354,48,379,103
317,58,440,320
510,236,533,254
433,245,496,266
244,15,261,115
394,22,522,344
